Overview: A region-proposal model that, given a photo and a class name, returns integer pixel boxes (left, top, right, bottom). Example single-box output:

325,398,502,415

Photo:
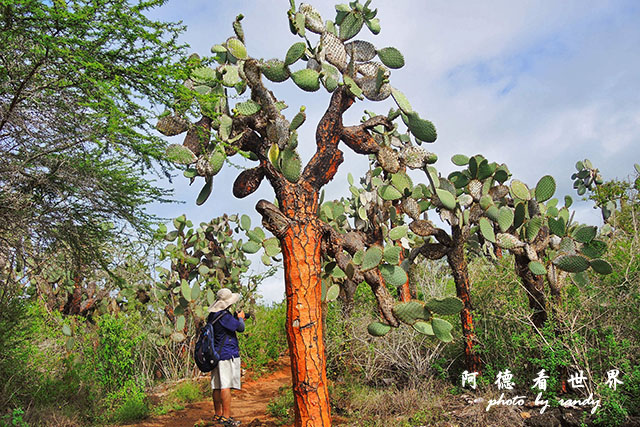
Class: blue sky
146,1,640,303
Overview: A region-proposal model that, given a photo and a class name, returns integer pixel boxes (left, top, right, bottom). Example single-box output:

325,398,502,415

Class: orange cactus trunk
280,219,331,427
447,231,482,374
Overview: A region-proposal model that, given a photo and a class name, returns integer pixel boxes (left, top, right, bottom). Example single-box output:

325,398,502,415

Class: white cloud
147,0,640,302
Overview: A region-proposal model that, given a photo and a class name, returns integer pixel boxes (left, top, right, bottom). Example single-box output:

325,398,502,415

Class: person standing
208,288,245,427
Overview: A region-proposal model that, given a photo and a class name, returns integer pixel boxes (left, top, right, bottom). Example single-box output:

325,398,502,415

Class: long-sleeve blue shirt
208,309,245,360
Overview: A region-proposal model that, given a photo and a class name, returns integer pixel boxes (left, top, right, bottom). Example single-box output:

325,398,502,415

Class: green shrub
171,380,203,403
106,379,149,423
88,313,145,392
240,302,287,374
0,408,29,427
266,385,294,426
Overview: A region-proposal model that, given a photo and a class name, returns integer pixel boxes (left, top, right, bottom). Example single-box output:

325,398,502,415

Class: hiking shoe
220,416,241,427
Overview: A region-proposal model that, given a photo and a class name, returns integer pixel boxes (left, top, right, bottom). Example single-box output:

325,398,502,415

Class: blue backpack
194,312,227,373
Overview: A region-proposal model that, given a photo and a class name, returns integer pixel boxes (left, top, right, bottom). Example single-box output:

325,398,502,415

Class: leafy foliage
0,0,187,291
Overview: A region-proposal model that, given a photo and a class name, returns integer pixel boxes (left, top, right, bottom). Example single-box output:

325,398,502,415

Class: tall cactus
155,2,439,425
446,155,613,329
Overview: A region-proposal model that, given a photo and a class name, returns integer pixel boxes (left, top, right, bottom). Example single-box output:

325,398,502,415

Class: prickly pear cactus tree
332,151,510,373
156,1,438,424
154,214,276,373
573,159,640,227
448,154,613,328
318,162,465,345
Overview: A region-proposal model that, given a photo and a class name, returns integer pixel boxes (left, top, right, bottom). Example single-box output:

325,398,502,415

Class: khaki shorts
211,357,241,390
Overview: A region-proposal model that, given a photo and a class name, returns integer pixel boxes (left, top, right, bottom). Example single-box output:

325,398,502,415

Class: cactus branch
321,223,398,326
256,199,292,238
340,116,392,154
303,86,354,189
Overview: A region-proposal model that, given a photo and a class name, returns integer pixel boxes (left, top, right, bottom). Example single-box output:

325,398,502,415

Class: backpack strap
210,310,230,354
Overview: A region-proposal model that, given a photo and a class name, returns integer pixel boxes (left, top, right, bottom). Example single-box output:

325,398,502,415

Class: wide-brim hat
208,288,241,313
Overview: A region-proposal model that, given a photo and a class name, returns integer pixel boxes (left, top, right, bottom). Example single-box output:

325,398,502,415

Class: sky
146,0,640,304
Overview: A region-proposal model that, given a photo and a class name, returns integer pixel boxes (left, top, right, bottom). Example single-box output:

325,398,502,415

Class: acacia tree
0,0,186,301
157,1,448,424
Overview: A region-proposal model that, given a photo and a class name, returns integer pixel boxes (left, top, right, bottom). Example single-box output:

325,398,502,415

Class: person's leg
220,388,232,417
213,389,223,416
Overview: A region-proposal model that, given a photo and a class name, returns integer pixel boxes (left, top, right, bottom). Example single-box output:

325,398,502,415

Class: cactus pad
498,207,514,232
511,180,531,201
380,264,408,287
196,156,213,177
196,177,213,206
553,254,590,273
486,205,500,222
235,100,261,116
321,32,347,71
376,47,405,69
548,217,566,237
402,197,421,220
325,284,340,301
378,184,402,201
479,217,496,243
392,301,428,325
513,202,526,229
572,225,597,244
479,195,493,210
400,146,428,169
285,42,306,66
436,189,456,211
526,216,543,242
361,246,383,271
413,321,434,335
208,148,226,175
289,107,306,130
232,167,265,198
383,246,402,265
528,261,546,276
346,40,377,62
157,114,189,136
291,69,320,92
299,3,324,34
406,112,437,143
590,259,613,275
425,297,464,315
166,144,196,165
581,239,607,258
451,154,469,166
226,37,247,60
496,233,525,249
280,148,302,183
535,175,556,202
368,321,392,337
409,219,434,237
377,146,400,173
432,318,454,342
261,59,290,82
467,179,483,201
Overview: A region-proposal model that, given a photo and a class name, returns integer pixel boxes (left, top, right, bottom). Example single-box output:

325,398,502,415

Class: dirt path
123,359,292,427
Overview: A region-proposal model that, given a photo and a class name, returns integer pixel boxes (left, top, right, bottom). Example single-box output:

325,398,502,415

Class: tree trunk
446,234,482,374
280,219,331,427
514,253,548,329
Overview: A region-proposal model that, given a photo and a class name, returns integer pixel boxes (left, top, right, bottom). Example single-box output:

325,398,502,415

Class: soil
121,358,292,427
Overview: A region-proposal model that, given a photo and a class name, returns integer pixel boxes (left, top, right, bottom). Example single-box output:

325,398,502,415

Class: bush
325,281,449,387
266,385,294,425
105,379,149,424
240,302,287,374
